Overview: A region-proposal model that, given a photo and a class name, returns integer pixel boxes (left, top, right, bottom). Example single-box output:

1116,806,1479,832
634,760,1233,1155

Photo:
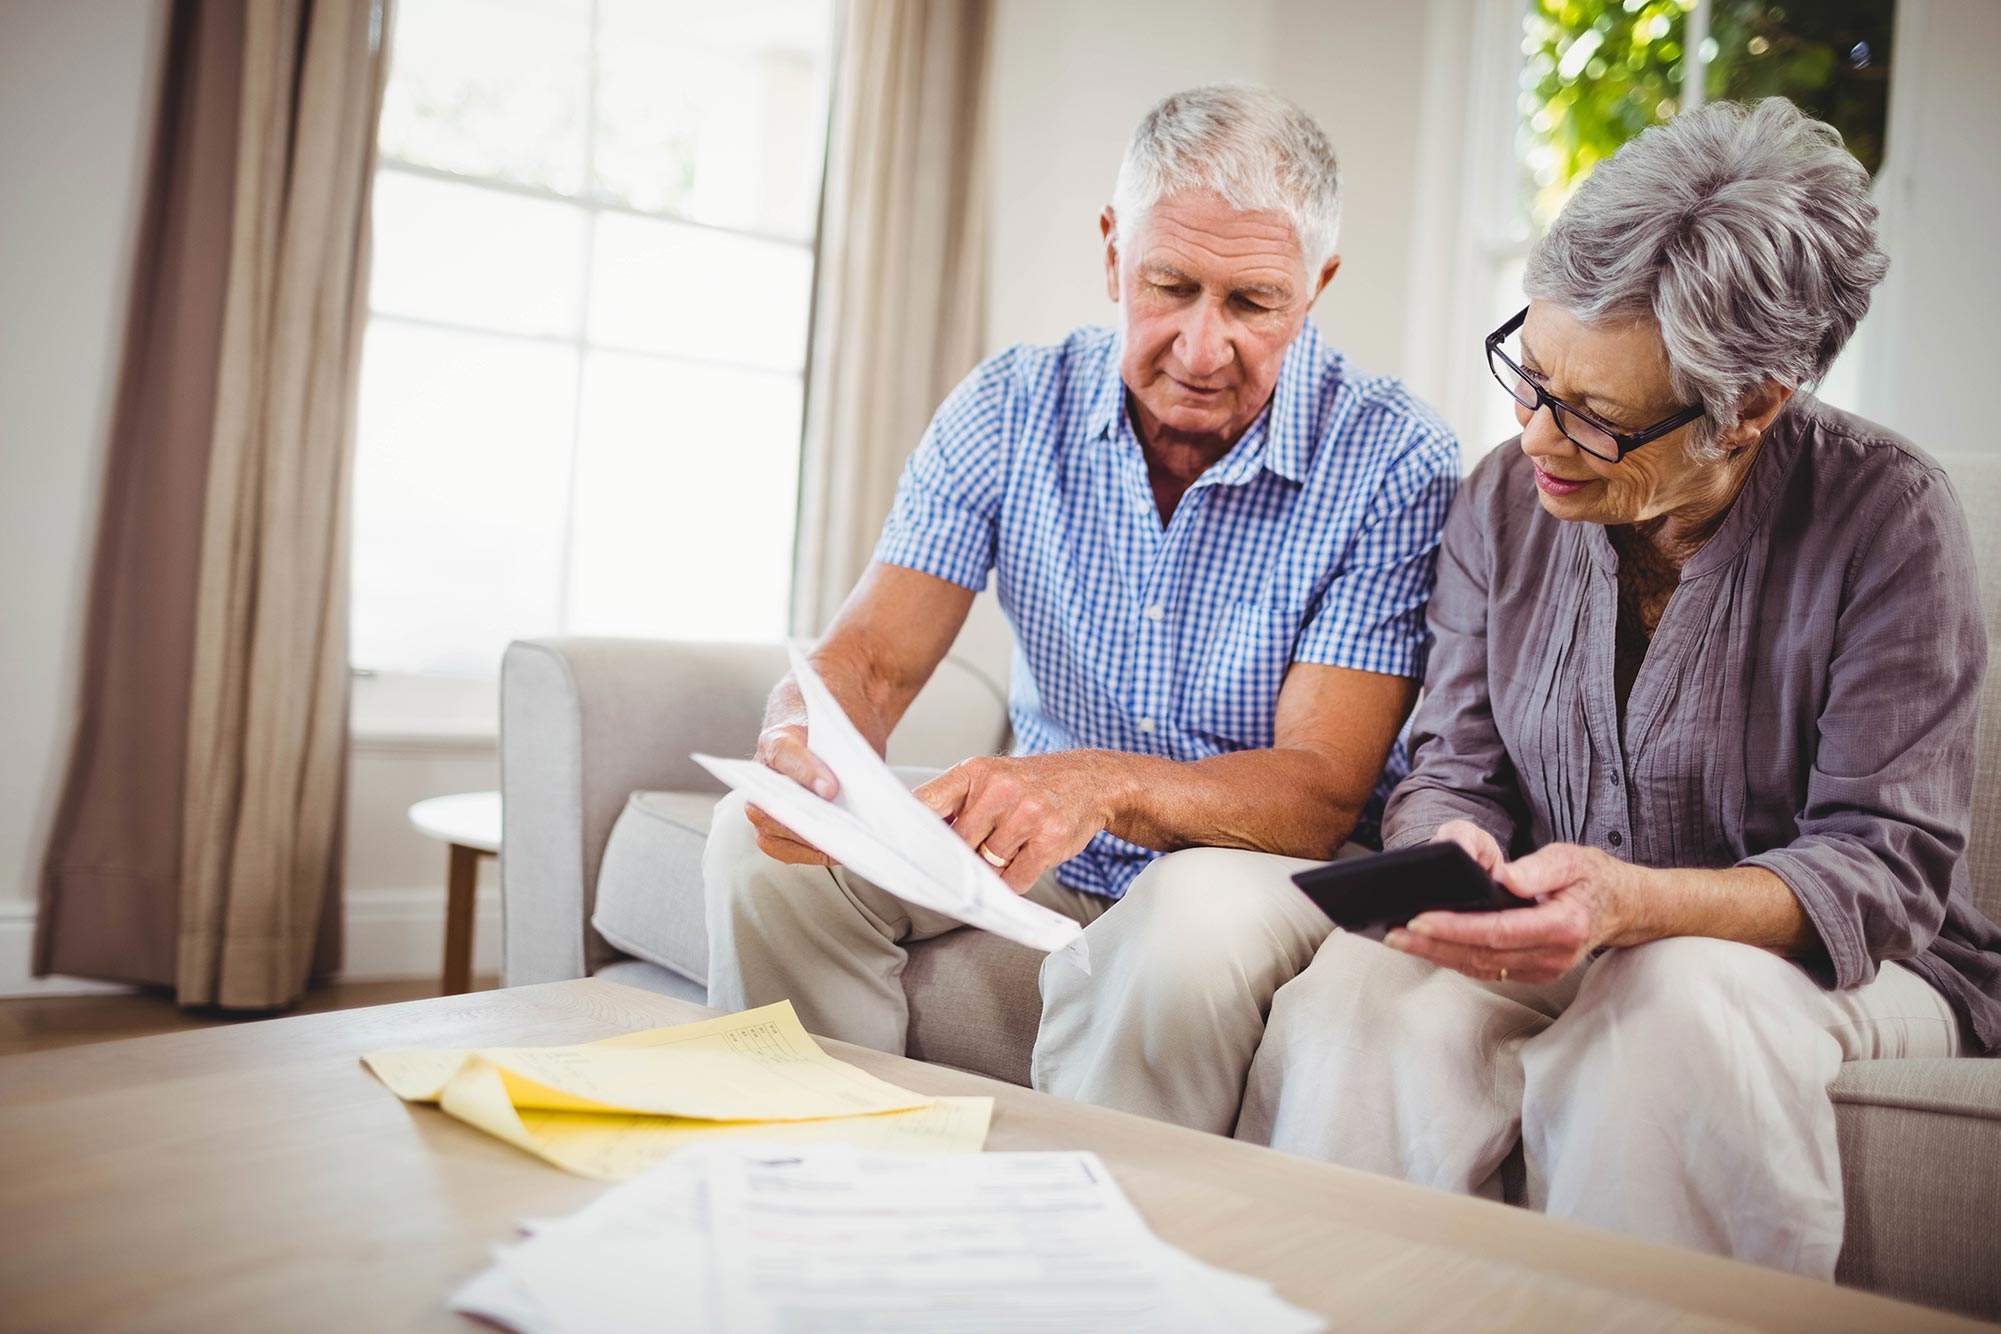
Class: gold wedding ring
977,842,1010,870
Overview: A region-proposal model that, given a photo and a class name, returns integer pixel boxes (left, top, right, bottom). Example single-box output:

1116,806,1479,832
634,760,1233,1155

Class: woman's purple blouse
1383,396,2001,1055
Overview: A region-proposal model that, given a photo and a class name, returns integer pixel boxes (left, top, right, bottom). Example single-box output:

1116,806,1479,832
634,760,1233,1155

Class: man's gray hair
1525,97,1887,458
1112,84,1342,275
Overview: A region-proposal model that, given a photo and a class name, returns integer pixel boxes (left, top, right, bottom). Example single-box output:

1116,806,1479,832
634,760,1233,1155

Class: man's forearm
760,642,900,757
1098,746,1370,861
762,565,976,759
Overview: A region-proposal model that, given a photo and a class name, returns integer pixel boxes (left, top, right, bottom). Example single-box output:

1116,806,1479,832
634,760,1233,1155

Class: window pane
588,213,813,371
594,0,834,238
377,0,591,195
1520,2,1692,230
369,171,587,338
351,322,577,675
1519,1,1894,231
564,351,802,642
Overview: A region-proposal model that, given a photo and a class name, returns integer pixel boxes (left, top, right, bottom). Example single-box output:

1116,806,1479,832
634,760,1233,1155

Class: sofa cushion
590,790,720,987
1829,1057,2001,1318
593,957,709,1004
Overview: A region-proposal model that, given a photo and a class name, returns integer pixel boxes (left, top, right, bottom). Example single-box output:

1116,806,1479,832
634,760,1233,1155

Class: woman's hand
1434,818,1505,873
1386,837,1642,984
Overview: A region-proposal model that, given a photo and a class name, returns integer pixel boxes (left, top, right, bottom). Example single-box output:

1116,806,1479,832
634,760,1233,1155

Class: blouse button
1608,830,1625,848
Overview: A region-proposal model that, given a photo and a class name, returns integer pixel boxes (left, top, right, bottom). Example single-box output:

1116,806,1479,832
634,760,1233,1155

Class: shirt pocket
1185,600,1297,750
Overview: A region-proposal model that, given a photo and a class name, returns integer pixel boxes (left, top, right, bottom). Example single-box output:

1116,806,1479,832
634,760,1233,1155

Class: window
1522,0,1894,229
1435,0,1895,457
350,0,836,679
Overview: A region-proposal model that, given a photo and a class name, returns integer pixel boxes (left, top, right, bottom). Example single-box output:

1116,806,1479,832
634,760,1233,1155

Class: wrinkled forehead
1520,301,1677,406
1126,190,1307,286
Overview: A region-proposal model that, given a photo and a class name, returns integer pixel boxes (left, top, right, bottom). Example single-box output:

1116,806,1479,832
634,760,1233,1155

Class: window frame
349,0,833,727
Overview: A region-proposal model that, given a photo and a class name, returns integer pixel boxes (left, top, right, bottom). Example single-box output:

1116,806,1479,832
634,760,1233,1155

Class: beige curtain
790,0,995,633
38,0,390,1009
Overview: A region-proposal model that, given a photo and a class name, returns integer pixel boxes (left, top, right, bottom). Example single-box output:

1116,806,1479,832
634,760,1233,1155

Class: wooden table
406,792,501,995
0,980,1984,1333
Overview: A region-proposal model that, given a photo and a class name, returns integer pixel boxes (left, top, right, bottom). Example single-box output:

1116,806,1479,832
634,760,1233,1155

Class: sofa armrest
500,638,788,985
499,636,1012,988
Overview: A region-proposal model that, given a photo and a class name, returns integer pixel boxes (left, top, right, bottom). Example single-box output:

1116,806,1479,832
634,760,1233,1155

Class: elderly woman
1229,98,2001,1275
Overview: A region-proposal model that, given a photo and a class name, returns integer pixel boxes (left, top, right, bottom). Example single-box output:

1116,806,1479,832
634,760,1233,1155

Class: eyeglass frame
1484,306,1705,462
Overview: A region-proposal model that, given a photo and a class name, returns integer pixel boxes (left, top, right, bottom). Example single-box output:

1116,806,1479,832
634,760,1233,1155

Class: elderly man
703,85,1459,1129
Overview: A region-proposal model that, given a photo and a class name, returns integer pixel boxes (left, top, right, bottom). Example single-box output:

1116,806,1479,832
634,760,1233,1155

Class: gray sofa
500,452,2001,1320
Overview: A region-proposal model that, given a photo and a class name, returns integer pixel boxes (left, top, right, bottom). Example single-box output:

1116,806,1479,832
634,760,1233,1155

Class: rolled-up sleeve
1295,424,1459,681
1381,458,1529,852
871,358,1008,592
1742,468,1986,987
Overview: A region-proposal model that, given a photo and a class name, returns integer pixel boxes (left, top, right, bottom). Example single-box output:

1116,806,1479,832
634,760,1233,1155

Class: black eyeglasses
1485,307,1704,462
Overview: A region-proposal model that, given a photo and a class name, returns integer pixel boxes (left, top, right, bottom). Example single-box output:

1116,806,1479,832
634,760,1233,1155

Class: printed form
452,1145,1326,1334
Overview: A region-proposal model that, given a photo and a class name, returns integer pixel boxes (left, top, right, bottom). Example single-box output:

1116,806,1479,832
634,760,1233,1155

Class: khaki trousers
1035,845,1965,1279
702,773,1109,1053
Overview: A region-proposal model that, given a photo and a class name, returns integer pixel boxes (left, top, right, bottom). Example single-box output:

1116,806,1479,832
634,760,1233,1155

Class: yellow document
364,1001,993,1179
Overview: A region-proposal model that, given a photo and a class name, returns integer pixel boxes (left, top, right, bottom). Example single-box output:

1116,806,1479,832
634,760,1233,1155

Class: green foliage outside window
1521,0,1896,230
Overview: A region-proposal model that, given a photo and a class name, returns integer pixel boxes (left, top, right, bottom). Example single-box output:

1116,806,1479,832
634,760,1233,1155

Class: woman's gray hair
1112,84,1342,275
1525,97,1888,457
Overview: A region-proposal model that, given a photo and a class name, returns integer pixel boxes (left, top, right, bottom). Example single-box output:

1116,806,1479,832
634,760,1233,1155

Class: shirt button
1144,604,1165,621
1138,717,1156,734
1608,830,1624,848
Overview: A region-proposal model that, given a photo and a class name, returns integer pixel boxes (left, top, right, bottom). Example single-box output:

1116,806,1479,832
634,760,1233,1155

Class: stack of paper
363,1001,992,1179
693,643,1089,966
453,1143,1326,1334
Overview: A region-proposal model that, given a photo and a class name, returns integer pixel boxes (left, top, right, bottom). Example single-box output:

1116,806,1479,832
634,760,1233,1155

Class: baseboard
339,886,503,982
0,888,502,998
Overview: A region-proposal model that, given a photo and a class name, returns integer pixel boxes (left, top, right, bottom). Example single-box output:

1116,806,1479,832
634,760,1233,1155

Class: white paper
707,1148,1237,1333
694,643,1087,962
450,1144,1325,1334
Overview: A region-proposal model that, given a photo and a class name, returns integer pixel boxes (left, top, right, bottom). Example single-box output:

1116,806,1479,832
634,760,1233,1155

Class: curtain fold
38,0,390,1009
789,0,995,634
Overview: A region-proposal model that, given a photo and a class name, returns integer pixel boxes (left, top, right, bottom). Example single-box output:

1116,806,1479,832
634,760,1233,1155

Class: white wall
983,0,1435,380
0,1,167,921
1262,0,1433,379
983,0,1275,354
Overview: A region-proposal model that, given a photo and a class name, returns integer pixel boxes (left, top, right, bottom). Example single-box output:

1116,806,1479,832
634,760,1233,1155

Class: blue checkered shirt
873,323,1459,898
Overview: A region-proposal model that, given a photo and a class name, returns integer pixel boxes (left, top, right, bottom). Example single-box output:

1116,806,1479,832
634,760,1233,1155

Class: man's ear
1309,254,1341,306
1100,206,1121,304
1719,378,1795,451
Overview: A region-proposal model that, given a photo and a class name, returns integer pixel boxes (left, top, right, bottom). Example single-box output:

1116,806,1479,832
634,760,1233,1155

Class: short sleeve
871,357,1009,592
1293,422,1459,680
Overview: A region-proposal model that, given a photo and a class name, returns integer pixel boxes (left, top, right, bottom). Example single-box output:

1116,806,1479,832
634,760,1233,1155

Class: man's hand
913,752,1124,894
738,565,981,869
744,722,841,866
1385,835,1640,984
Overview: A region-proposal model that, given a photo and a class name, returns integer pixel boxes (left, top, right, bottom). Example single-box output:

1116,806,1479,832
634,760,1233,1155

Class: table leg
442,843,479,995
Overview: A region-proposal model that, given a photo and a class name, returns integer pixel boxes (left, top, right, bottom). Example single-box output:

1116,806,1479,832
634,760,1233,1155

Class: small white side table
407,791,501,995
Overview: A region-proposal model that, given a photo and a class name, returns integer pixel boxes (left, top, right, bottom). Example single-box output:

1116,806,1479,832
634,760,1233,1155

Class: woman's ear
1719,379,1795,450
